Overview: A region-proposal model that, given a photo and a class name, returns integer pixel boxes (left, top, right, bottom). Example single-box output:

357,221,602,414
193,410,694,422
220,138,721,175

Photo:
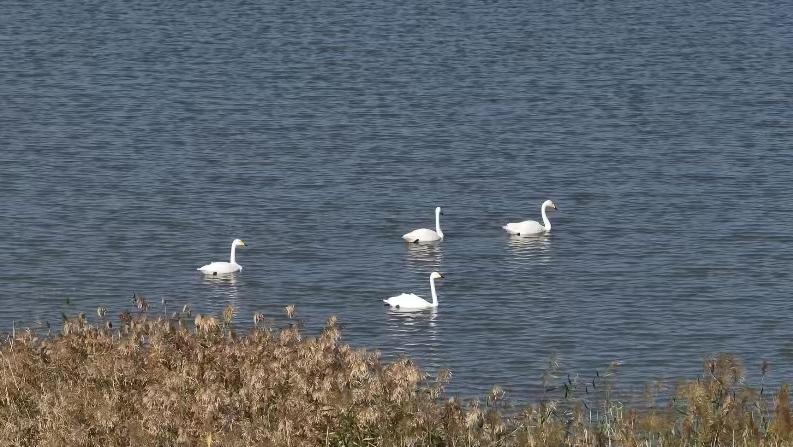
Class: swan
197,239,247,275
383,271,444,309
503,200,558,236
402,207,444,242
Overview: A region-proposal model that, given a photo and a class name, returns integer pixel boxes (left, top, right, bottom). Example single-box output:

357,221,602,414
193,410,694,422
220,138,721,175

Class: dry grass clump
0,307,453,446
1,307,793,446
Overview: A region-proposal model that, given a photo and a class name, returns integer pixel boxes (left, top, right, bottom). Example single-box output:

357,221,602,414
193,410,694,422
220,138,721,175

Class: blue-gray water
2,0,793,399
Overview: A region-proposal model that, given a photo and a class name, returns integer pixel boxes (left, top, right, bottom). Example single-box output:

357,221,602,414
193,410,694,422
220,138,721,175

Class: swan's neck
429,277,438,307
541,203,551,231
229,243,237,264
435,211,444,239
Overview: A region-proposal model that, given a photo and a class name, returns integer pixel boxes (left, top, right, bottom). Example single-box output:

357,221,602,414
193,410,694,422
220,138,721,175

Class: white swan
503,200,558,236
383,271,444,309
197,239,247,275
402,207,444,242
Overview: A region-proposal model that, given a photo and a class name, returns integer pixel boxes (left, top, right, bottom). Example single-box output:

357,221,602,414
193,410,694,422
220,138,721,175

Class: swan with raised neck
197,239,248,275
402,207,445,243
383,271,445,309
502,200,558,236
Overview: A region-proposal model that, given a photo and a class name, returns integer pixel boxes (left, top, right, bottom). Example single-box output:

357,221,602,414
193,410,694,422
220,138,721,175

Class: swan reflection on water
384,307,441,362
405,242,443,271
201,272,240,303
386,306,439,320
506,234,552,264
202,272,238,285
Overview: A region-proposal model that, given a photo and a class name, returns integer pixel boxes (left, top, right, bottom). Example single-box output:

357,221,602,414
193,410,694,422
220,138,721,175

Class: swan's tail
382,299,390,306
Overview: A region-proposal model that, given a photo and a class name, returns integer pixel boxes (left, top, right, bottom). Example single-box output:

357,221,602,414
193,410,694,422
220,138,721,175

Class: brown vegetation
1,306,792,446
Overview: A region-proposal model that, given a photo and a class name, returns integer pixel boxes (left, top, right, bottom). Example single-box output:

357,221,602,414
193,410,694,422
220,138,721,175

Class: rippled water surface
2,0,793,398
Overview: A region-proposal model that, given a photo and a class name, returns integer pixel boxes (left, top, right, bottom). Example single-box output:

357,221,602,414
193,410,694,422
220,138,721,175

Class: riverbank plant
0,305,791,446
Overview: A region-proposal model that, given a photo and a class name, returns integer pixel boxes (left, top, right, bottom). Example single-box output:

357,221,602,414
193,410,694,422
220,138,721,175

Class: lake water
2,0,793,399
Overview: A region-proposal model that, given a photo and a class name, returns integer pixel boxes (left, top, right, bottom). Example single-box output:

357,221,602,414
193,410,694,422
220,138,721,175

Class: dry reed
0,307,792,446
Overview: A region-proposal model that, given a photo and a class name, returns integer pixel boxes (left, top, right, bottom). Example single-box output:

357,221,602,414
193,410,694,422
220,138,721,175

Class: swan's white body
383,272,444,309
503,200,558,236
198,239,247,275
402,207,444,242
198,261,241,275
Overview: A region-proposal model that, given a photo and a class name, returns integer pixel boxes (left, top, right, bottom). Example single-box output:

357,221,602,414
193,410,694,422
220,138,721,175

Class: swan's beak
553,205,559,210
439,273,445,279
241,240,247,246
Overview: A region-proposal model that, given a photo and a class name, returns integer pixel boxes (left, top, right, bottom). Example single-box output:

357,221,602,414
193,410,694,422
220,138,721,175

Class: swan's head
543,200,558,211
435,206,444,216
232,239,247,247
430,271,445,280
